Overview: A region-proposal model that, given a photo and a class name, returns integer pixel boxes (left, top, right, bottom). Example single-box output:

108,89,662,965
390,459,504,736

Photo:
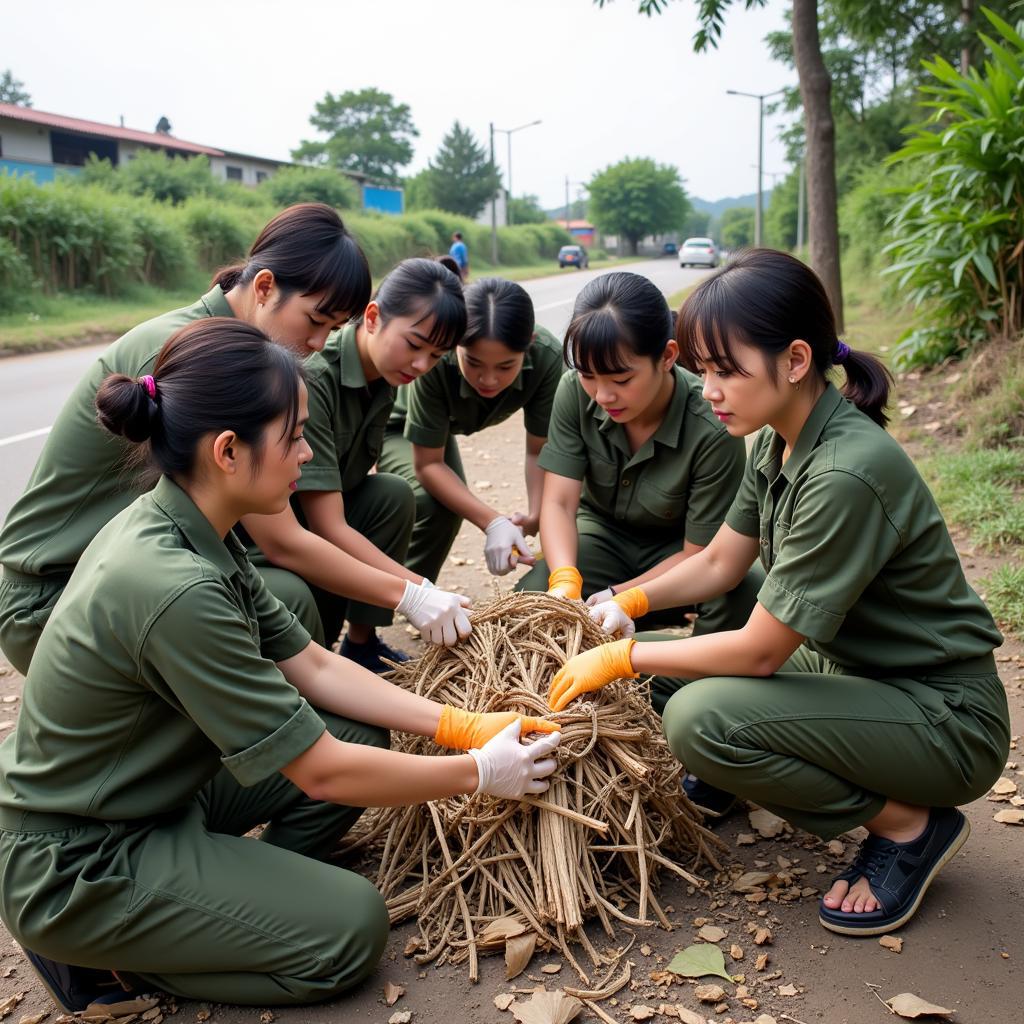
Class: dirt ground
1,409,1021,1024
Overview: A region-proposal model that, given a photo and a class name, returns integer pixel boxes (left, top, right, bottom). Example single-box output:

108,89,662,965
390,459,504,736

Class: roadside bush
884,9,1024,368
128,203,193,288
0,235,36,311
79,150,221,205
181,197,263,269
260,165,359,210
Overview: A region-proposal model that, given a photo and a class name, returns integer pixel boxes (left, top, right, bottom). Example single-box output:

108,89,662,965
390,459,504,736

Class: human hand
547,566,583,601
396,580,472,646
585,588,614,608
467,720,562,799
588,586,648,638
484,515,536,575
434,705,560,750
548,638,637,712
510,511,539,537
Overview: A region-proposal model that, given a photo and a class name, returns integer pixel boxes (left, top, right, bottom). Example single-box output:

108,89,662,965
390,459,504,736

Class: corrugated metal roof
0,102,223,156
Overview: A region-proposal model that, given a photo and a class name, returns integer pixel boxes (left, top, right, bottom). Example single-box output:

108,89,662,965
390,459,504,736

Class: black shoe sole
818,812,970,937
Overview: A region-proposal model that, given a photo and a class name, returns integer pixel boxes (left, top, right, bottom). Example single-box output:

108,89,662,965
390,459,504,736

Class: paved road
0,259,708,523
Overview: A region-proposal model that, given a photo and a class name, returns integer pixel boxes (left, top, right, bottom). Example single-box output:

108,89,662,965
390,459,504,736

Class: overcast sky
6,0,794,209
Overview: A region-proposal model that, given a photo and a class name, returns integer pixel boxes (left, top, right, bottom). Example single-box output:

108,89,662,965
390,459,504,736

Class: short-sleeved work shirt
539,367,746,544
0,287,234,579
726,384,1002,672
390,325,562,447
298,323,397,494
0,476,318,821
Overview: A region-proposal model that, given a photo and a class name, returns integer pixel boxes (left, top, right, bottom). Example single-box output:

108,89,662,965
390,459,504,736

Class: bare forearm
331,521,421,583
417,460,496,532
616,550,689,592
539,502,578,571
630,629,777,680
524,453,544,524
642,548,737,611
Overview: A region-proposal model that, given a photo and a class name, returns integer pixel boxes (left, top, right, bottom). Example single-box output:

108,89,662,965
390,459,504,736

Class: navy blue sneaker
682,773,739,818
21,948,131,1013
818,806,970,936
340,632,411,674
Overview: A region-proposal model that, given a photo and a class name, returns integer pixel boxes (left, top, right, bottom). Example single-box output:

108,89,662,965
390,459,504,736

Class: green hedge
0,174,571,312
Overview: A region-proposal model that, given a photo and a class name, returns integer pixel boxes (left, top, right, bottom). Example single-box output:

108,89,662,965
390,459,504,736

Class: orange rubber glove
612,586,649,618
547,566,583,600
548,638,637,712
434,705,560,750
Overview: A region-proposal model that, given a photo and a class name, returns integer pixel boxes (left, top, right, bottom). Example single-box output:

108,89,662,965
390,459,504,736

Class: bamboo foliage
885,8,1024,367
341,593,724,982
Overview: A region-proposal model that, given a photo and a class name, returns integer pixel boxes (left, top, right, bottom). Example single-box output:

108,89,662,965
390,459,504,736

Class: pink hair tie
139,375,157,400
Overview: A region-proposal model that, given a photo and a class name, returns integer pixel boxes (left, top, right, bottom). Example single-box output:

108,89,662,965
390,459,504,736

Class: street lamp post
492,119,541,227
727,88,784,247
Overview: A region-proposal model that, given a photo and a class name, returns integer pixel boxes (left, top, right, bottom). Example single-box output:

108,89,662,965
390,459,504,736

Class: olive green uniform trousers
653,644,1010,840
376,430,464,586
515,509,764,636
250,473,415,649
0,710,391,1006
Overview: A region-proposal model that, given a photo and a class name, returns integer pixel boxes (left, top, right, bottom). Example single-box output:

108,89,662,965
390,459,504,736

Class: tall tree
293,87,417,183
588,157,690,254
597,0,845,330
415,122,502,218
0,70,31,106
720,207,756,248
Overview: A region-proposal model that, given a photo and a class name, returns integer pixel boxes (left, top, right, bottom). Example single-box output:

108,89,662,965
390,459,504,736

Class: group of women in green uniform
0,203,1010,1011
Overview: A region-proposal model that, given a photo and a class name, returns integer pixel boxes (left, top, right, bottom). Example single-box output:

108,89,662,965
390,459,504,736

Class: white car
680,237,719,268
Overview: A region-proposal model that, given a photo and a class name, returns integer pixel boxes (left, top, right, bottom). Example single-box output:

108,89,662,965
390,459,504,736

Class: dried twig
339,593,724,980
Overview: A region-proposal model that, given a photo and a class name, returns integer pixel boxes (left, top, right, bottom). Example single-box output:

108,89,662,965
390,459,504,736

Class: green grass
840,261,915,359
979,563,1024,633
0,258,645,354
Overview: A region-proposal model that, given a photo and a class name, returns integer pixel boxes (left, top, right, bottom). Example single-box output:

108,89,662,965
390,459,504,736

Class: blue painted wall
362,185,403,215
0,160,80,183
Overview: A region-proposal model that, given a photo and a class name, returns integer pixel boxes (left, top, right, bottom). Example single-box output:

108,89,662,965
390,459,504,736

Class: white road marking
0,426,51,448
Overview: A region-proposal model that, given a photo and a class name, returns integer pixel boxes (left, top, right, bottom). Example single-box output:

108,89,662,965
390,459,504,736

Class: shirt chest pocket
584,454,620,508
637,482,687,527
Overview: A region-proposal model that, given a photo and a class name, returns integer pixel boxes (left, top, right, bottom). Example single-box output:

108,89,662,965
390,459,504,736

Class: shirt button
622,478,632,487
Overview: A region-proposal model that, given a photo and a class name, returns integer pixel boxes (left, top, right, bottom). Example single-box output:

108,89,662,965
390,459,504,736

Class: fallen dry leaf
697,925,727,943
826,840,845,856
729,944,744,961
259,1013,274,1024
540,964,562,975
694,984,726,1003
509,990,583,1024
629,1007,656,1021
731,871,777,893
17,1014,49,1024
778,983,799,996
506,933,538,980
735,833,757,846
994,809,1024,825
494,994,516,1011
748,808,786,838
481,917,527,946
388,1013,413,1024
0,994,23,1019
991,777,1018,795
671,1009,705,1024
885,992,953,1019
754,928,773,946
403,936,421,957
383,981,405,1006
879,935,904,954
640,944,653,956
755,953,770,971
753,1016,778,1024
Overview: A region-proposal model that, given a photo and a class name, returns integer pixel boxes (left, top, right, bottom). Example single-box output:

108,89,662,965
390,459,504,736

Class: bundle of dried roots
341,592,725,983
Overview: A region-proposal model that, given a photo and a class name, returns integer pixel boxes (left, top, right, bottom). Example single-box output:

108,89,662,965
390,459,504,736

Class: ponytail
835,342,892,428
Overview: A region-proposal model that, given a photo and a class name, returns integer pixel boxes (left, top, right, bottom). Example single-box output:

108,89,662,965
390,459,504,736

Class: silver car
680,237,719,268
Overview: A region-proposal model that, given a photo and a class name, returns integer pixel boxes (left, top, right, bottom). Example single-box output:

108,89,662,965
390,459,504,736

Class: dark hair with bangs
369,257,467,350
463,278,535,352
678,248,892,426
212,203,371,318
564,272,673,374
96,318,304,481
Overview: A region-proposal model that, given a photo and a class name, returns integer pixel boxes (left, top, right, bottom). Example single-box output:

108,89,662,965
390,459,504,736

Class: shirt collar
336,322,370,389
593,365,686,450
199,284,235,319
757,383,845,483
150,476,245,580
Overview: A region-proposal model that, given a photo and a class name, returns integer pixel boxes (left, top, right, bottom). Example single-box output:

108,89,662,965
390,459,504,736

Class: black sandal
818,806,970,936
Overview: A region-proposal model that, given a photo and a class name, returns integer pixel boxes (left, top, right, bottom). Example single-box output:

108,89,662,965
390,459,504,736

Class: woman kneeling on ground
0,320,560,1012
548,249,1010,937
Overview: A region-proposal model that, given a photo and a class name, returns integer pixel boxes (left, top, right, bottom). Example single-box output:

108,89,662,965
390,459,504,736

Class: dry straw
341,592,724,982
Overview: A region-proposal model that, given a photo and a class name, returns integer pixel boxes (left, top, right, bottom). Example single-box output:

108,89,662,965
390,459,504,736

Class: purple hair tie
834,341,851,364
139,374,157,400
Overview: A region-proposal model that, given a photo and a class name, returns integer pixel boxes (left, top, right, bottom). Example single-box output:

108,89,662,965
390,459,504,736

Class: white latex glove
588,599,636,639
396,580,472,646
483,515,535,576
586,588,614,608
468,720,562,799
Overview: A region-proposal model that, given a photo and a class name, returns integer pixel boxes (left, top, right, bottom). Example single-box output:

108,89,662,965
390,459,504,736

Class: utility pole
727,88,784,247
489,122,498,265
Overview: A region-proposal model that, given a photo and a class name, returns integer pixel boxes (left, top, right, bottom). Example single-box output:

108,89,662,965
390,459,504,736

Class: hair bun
95,372,159,443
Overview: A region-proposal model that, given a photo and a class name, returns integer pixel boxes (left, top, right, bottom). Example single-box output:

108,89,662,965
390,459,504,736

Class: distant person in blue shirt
449,232,469,281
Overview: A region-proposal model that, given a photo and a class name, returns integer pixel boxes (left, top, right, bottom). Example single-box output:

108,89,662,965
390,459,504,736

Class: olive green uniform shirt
538,367,747,544
298,323,397,494
725,383,1002,671
390,325,563,445
0,476,318,819
0,286,234,579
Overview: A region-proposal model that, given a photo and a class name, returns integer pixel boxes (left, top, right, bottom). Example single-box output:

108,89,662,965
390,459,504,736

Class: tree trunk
791,0,844,332
960,0,973,74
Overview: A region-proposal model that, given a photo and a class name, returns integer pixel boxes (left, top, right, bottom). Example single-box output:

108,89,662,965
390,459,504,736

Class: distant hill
690,191,771,216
